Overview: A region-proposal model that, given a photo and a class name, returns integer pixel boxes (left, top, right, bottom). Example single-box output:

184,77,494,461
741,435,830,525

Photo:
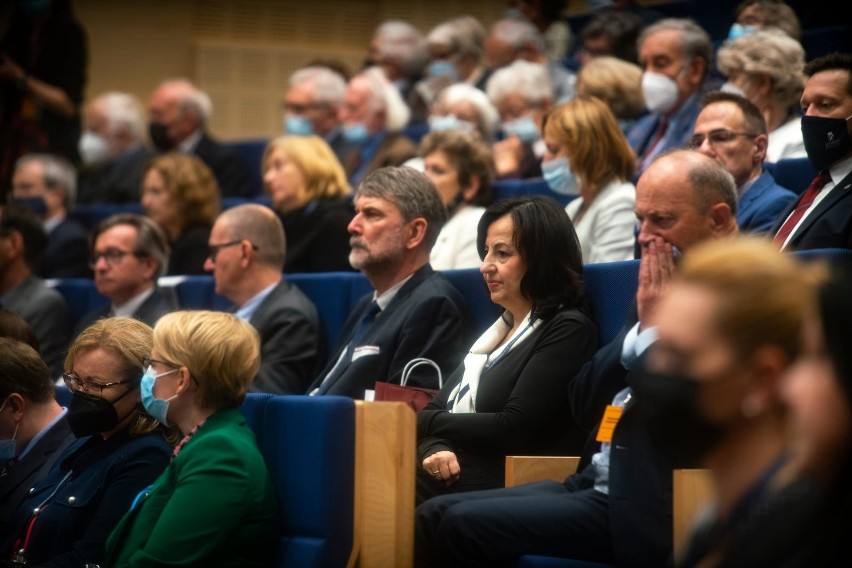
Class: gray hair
486,59,554,107
218,204,286,269
716,30,806,110
96,91,146,141
355,166,448,251
427,15,486,60
353,67,411,131
373,20,429,77
436,83,501,141
92,214,170,279
157,78,214,125
289,66,347,106
638,18,713,81
15,153,77,209
489,18,546,54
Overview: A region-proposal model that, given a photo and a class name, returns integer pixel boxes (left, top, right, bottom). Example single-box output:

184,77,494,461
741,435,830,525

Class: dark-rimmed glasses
207,240,259,262
62,372,138,396
688,129,758,149
89,248,146,269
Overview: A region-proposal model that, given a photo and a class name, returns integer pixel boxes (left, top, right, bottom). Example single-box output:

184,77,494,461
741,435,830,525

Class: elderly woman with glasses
0,317,172,567
105,310,278,567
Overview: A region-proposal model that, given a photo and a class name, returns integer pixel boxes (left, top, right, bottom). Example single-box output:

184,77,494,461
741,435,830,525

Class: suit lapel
789,172,852,245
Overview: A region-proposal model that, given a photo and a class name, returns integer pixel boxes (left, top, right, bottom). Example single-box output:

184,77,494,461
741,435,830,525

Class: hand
0,53,24,84
422,450,461,486
493,137,525,177
637,237,675,329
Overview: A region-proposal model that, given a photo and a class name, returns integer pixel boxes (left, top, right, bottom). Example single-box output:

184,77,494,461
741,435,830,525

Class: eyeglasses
207,240,259,262
142,357,180,370
89,248,145,269
688,129,758,149
62,372,138,396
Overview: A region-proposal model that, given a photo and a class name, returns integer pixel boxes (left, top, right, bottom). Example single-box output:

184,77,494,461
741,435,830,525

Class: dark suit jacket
770,169,852,250
245,280,321,394
0,416,75,535
76,144,157,204
280,197,355,273
167,224,211,276
738,171,798,234
74,286,178,337
38,216,91,279
310,264,470,399
627,93,702,178
344,131,418,186
417,309,599,494
566,316,675,568
193,133,255,198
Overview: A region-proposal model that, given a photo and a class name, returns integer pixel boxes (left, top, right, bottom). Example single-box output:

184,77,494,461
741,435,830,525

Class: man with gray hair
283,65,354,163
340,67,418,186
369,20,430,122
11,154,89,278
204,204,320,394
75,213,177,335
309,166,470,399
77,91,157,204
147,78,253,197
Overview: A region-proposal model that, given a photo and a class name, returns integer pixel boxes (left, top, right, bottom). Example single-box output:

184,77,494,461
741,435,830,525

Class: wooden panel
351,401,416,568
504,456,581,487
672,468,715,560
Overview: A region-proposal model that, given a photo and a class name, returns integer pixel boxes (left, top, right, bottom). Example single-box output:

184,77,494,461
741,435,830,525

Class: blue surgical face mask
502,116,540,145
284,114,314,136
727,23,757,42
541,156,580,196
140,366,179,427
0,397,19,462
428,60,458,82
428,114,475,133
720,82,747,98
342,122,370,145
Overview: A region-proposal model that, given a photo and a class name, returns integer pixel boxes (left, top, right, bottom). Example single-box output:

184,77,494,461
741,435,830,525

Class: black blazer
193,133,254,198
0,416,75,535
770,169,852,250
167,224,211,276
279,197,355,273
74,287,178,337
310,264,470,399
245,279,321,395
417,308,599,493
38,217,90,279
77,144,157,204
566,316,676,568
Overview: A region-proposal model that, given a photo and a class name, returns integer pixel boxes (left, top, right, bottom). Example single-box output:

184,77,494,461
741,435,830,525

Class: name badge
595,405,624,443
352,345,380,361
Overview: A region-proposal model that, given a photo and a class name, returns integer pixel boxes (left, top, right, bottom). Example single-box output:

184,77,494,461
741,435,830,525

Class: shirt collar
178,129,204,153
373,273,414,311
113,286,155,317
235,281,279,322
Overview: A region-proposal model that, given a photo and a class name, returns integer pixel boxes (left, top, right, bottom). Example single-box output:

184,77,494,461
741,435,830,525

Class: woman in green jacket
105,310,278,567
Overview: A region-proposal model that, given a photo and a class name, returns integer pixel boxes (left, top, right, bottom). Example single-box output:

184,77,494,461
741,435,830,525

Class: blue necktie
317,301,381,393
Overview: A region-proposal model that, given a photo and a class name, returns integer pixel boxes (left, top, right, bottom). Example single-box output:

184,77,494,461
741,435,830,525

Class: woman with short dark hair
416,195,598,502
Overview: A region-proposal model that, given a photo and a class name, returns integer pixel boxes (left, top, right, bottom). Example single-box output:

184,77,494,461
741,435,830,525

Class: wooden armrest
504,456,581,487
673,468,715,560
349,401,416,568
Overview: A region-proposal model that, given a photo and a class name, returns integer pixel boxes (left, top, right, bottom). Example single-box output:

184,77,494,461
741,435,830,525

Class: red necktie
773,170,832,248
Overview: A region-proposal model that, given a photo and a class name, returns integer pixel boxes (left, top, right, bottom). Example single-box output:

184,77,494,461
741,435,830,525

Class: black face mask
66,386,137,438
636,371,726,468
148,122,174,152
12,196,47,218
801,114,852,171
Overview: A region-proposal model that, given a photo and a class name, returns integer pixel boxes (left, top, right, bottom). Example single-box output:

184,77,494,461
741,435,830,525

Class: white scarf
448,310,540,414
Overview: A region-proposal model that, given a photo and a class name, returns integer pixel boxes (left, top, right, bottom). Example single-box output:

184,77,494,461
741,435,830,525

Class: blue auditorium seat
261,395,355,568
239,392,274,447
443,268,502,337
173,275,232,311
765,157,818,196
69,202,143,230
288,271,364,359
583,259,640,345
492,178,577,207
226,138,268,197
50,278,110,330
403,122,430,145
55,384,72,407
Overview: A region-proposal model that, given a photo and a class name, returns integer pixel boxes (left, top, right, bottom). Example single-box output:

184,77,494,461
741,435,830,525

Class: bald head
217,204,286,269
148,78,213,149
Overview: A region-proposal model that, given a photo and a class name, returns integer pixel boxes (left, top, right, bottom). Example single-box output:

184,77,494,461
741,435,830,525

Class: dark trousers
415,467,613,568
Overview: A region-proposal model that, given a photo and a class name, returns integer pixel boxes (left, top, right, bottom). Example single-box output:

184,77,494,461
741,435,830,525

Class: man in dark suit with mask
771,52,852,251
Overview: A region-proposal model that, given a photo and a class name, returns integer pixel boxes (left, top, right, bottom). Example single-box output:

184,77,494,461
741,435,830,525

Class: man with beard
308,166,470,399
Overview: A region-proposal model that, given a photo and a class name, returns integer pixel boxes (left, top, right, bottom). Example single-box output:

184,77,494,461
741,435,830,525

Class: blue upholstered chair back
50,278,110,328
173,275,233,311
764,157,818,196
492,178,577,207
225,138,269,197
443,268,502,337
583,259,640,345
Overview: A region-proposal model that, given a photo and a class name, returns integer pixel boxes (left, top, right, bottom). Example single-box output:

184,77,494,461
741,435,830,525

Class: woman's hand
422,450,461,485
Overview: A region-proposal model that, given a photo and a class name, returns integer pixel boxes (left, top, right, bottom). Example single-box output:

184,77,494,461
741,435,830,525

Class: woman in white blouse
420,130,494,270
541,95,637,264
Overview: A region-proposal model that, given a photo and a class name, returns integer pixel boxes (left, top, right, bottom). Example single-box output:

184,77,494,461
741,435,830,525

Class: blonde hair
153,310,260,410
144,153,221,234
542,95,636,188
677,236,825,361
577,56,646,120
66,317,165,438
263,135,351,205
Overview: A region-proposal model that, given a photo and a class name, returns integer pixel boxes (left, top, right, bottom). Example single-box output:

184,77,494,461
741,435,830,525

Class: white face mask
642,71,680,115
78,131,111,167
720,82,747,98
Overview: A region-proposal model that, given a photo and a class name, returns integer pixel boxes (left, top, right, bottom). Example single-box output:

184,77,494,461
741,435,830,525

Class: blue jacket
0,428,171,567
737,171,798,234
628,93,703,179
